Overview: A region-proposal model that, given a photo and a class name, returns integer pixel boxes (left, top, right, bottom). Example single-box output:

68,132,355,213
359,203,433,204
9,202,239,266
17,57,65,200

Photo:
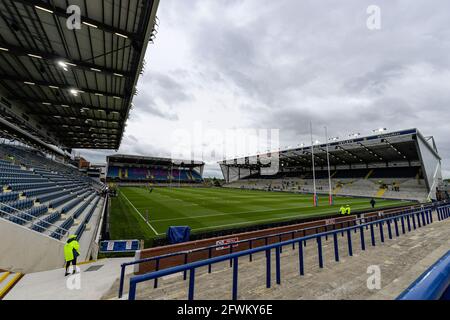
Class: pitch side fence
125,203,450,300
118,202,446,298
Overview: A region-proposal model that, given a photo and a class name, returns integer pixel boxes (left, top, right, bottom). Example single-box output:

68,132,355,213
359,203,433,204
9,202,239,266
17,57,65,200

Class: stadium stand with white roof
220,129,446,202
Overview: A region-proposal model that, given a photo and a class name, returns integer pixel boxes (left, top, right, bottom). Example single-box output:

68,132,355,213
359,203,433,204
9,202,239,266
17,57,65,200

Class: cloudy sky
77,0,450,178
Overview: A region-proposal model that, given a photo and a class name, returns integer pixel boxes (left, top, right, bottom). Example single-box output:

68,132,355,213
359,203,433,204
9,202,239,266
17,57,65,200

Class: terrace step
0,272,23,299
106,211,450,300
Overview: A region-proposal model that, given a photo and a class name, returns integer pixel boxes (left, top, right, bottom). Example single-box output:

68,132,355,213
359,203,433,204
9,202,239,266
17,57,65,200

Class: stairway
0,271,22,299
332,185,342,195
376,188,387,197
365,169,374,179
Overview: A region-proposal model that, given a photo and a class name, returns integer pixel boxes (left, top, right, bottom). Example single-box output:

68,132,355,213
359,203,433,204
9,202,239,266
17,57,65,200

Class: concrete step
0,271,22,299
111,211,450,300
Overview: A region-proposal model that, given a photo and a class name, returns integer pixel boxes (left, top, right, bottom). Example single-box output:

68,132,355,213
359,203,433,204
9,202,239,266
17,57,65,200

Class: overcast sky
77,0,450,178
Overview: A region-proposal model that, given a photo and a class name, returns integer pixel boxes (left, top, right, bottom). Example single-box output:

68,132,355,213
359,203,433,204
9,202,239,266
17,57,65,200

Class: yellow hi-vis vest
64,237,80,261
346,206,351,215
339,206,346,215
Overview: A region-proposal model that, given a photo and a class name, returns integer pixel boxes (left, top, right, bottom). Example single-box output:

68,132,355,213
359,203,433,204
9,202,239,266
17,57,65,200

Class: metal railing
127,204,449,300
397,250,450,300
117,202,445,298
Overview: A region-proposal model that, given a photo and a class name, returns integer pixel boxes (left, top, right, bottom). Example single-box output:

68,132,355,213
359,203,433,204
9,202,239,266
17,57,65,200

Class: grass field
108,187,411,243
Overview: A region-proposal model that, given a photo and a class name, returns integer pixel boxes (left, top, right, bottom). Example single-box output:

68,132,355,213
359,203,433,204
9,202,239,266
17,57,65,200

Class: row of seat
0,172,37,178
0,168,28,174
0,191,19,203
0,163,20,169
9,182,54,191
0,177,49,185
75,196,101,240
0,199,34,214
7,205,48,225
61,192,90,214
32,212,61,233
51,217,74,240
23,185,63,198
73,194,96,219
49,191,84,209
36,187,81,203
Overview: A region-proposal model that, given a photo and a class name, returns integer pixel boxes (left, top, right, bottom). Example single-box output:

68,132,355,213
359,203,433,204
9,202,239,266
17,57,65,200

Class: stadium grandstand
0,0,449,304
220,129,446,203
106,154,204,185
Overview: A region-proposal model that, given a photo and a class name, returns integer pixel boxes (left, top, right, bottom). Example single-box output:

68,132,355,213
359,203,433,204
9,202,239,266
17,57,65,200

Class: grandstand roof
0,0,159,150
220,128,440,170
107,154,205,168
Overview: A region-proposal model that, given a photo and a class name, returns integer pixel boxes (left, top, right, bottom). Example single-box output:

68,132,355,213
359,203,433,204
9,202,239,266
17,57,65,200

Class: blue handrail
127,205,448,300
397,250,450,300
117,202,446,298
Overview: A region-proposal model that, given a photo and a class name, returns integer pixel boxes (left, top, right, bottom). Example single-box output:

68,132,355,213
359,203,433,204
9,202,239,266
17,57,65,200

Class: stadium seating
32,212,61,233
74,196,101,240
0,143,105,243
7,205,48,225
225,166,428,201
0,199,34,214
73,194,96,219
107,166,203,183
0,191,19,203
50,217,74,240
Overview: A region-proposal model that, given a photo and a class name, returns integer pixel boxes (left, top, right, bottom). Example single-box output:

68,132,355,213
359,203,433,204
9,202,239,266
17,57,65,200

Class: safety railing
0,201,70,240
117,202,445,298
397,250,450,300
127,204,449,300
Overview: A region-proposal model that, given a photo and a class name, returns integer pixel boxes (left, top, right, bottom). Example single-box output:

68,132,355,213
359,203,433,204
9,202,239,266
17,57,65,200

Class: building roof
0,0,159,150
220,128,440,170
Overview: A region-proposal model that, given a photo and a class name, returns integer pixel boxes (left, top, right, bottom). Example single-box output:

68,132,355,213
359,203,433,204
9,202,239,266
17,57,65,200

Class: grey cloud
133,71,194,121
78,0,450,178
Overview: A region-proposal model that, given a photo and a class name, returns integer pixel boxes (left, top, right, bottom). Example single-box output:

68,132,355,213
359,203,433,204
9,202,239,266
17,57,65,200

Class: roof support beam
0,42,132,78
11,0,139,42
0,74,126,99
30,111,121,122
45,120,119,130
336,145,367,164
7,97,122,114
357,142,387,162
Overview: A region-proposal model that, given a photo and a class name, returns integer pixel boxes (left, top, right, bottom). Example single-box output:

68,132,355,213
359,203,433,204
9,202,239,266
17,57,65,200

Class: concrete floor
5,258,132,300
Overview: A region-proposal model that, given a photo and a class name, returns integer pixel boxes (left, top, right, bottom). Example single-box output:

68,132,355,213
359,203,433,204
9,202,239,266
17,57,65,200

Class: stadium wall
0,218,65,273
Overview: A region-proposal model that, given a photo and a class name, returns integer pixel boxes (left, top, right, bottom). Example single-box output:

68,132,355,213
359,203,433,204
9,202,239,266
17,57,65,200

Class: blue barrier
118,202,448,298
127,205,446,300
397,250,450,300
100,240,140,253
118,212,378,297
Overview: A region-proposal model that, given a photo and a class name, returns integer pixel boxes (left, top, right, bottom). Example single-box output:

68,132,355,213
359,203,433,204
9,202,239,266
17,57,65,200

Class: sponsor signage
216,237,239,251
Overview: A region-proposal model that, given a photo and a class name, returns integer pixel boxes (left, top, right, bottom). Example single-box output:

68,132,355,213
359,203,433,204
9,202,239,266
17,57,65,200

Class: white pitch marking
121,191,160,235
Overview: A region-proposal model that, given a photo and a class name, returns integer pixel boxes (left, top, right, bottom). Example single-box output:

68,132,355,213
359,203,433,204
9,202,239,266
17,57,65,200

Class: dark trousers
65,258,77,273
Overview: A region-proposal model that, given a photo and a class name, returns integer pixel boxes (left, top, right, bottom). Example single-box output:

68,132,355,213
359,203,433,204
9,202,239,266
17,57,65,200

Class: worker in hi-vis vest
346,205,351,215
64,235,80,276
339,206,346,215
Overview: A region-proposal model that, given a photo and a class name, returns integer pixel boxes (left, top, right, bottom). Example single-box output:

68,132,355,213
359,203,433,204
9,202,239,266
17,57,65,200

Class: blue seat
32,212,61,233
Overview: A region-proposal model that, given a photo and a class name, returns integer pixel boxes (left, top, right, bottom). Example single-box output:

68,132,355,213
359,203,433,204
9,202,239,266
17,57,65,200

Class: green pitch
109,187,411,242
